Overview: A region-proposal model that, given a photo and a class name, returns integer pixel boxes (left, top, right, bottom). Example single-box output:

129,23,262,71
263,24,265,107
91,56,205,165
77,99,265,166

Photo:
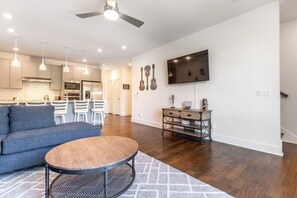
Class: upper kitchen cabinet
37,63,51,78
81,68,92,81
62,65,73,81
22,62,38,77
73,66,82,81
0,59,10,88
9,60,23,89
51,65,62,90
91,68,101,81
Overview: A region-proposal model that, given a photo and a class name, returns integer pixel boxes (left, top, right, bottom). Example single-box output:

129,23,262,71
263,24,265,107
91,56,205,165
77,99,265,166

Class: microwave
64,81,80,90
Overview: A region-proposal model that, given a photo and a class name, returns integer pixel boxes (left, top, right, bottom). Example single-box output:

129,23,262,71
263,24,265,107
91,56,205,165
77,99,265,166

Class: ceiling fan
76,0,144,28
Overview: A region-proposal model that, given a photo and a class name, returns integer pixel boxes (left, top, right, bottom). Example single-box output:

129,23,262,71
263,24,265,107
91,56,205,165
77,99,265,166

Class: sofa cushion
0,106,9,134
0,134,7,154
9,105,56,133
2,122,100,155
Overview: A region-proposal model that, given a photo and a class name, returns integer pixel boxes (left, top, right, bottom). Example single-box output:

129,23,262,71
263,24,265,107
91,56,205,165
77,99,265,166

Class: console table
162,108,212,143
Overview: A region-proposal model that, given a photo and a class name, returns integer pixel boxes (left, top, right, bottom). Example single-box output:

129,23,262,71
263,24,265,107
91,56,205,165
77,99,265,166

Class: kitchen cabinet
9,60,23,88
22,61,38,77
0,59,10,88
81,67,91,81
62,65,73,81
51,65,62,90
91,68,101,81
38,63,51,78
73,66,82,81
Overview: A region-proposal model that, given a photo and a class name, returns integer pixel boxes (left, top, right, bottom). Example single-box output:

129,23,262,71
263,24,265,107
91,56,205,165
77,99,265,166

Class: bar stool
74,100,89,122
25,101,47,106
0,101,19,106
51,101,68,124
91,100,105,126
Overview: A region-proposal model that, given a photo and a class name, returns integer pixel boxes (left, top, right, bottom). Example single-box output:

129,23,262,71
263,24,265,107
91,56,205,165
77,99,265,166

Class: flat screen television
167,50,209,84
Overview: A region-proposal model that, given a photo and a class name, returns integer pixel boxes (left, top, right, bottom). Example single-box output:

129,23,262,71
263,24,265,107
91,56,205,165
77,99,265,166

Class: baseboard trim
213,133,283,156
131,118,283,156
131,117,162,129
281,127,297,144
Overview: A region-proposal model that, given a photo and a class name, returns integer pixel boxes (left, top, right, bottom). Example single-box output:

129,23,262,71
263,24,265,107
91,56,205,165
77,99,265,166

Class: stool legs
74,113,88,122
91,111,104,126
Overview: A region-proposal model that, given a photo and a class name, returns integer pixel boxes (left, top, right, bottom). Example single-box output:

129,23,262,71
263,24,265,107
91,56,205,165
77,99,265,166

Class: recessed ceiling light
186,56,191,60
128,62,132,66
97,48,102,52
82,59,87,62
3,13,13,19
121,45,127,50
7,28,15,33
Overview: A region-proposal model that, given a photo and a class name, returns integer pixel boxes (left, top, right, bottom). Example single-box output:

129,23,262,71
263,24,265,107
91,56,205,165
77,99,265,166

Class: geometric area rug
0,151,233,198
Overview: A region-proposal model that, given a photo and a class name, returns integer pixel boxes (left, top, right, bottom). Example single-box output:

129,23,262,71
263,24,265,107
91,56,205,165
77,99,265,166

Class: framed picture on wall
123,84,130,90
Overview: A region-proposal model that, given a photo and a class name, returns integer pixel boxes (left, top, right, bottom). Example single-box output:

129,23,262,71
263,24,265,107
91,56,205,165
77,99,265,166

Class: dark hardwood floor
102,115,297,198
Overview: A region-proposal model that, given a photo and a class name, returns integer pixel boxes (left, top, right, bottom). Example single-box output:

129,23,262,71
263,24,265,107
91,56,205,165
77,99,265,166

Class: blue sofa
0,105,101,174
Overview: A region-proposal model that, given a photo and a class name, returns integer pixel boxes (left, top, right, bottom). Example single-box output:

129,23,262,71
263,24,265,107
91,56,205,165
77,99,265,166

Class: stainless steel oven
64,92,80,101
64,81,80,91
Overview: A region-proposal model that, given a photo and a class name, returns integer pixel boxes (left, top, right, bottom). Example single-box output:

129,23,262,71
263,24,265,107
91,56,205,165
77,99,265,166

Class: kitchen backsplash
0,82,61,101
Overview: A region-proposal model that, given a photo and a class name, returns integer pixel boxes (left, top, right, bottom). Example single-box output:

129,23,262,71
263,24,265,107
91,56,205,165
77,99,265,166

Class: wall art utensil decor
144,65,151,90
139,64,157,91
139,67,145,91
150,64,157,90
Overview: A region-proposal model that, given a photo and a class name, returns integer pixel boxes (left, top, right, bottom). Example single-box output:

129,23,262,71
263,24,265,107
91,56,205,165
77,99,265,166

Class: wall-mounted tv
167,50,209,84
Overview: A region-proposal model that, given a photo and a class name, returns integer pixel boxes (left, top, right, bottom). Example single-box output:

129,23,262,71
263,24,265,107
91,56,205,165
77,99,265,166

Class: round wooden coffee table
44,136,138,198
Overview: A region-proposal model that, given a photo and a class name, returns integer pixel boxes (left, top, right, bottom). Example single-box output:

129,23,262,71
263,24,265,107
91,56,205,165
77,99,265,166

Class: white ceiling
0,0,294,69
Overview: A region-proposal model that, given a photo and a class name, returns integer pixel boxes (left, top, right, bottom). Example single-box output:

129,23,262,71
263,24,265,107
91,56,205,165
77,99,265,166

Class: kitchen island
0,100,98,124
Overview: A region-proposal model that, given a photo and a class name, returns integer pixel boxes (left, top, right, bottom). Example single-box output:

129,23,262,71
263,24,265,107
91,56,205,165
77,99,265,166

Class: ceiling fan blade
119,13,144,28
76,12,103,18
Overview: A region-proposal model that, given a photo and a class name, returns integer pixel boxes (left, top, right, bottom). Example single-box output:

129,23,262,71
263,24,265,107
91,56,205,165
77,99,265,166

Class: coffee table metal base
45,162,135,198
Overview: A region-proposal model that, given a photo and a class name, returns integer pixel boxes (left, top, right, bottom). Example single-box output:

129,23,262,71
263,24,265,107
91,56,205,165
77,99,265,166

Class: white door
107,81,113,114
113,79,121,115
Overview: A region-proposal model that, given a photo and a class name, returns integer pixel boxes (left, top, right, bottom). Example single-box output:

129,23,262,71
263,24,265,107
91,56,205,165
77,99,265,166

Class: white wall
132,2,282,156
280,19,297,144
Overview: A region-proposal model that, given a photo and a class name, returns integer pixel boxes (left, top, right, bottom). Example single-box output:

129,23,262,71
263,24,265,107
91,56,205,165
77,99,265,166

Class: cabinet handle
187,114,192,117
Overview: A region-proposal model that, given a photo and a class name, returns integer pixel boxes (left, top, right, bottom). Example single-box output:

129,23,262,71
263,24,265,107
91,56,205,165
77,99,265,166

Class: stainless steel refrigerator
81,80,103,100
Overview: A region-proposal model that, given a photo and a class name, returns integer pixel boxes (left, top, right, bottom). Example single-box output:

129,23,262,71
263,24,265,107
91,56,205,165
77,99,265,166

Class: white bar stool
25,101,47,106
51,101,68,124
74,100,89,122
91,100,105,126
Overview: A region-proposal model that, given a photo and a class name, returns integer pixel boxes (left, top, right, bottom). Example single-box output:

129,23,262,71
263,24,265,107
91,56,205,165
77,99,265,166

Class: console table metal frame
162,108,212,143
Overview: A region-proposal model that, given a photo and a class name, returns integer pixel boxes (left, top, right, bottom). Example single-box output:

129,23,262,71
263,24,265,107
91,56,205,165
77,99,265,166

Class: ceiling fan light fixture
104,5,119,21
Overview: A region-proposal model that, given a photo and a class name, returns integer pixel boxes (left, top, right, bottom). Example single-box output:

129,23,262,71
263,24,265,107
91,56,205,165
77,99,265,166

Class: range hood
22,77,52,83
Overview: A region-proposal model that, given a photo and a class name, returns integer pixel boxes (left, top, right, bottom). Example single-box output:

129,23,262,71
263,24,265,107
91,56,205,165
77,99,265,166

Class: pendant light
11,35,20,67
63,46,70,72
39,41,47,71
83,49,89,75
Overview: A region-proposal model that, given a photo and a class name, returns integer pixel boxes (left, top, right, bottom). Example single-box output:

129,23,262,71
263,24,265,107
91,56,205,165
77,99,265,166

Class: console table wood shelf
162,108,212,143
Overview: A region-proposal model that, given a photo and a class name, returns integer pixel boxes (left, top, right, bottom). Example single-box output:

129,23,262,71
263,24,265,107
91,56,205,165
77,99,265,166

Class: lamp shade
39,58,47,71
